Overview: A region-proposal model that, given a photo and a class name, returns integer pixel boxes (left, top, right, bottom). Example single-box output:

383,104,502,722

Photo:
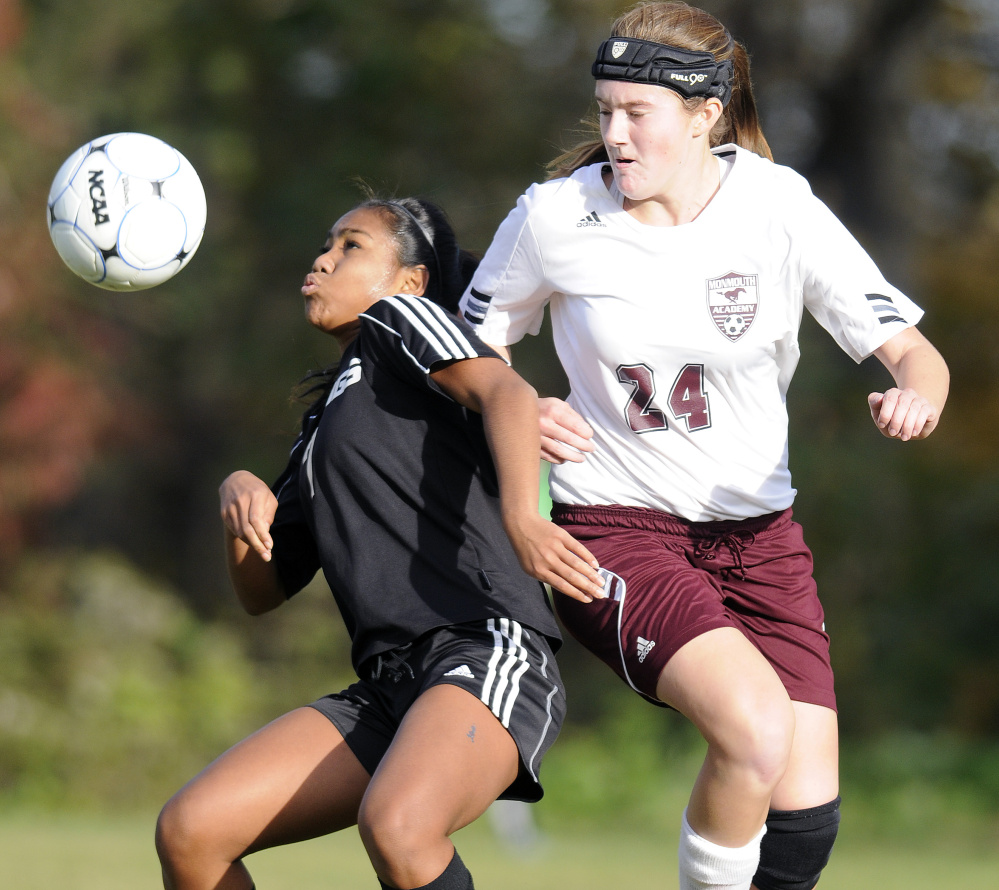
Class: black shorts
552,504,836,711
308,619,565,802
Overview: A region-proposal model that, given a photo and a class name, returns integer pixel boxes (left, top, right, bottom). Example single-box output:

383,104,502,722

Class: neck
621,149,721,227
332,320,361,351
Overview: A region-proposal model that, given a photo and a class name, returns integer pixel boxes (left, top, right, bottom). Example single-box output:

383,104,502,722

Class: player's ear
693,97,724,137
397,264,429,296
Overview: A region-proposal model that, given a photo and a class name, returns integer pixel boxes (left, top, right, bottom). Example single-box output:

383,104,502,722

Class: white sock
677,808,766,890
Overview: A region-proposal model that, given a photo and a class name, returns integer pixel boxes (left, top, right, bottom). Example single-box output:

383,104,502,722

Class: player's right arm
219,470,286,615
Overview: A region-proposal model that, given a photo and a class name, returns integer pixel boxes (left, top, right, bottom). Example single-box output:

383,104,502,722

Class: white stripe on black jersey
392,293,481,359
360,294,481,372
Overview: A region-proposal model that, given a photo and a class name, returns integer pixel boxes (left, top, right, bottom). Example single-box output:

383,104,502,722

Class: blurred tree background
1,0,997,824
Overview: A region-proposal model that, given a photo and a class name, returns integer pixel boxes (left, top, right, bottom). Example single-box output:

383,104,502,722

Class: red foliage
0,7,135,563
0,0,26,55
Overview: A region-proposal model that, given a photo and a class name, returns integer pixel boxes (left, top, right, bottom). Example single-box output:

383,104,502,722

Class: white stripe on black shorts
308,619,565,802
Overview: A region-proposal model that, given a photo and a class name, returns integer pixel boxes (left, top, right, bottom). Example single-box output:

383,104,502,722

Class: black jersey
268,294,561,670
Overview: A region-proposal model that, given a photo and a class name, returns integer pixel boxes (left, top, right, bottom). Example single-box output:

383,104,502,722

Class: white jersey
459,145,923,521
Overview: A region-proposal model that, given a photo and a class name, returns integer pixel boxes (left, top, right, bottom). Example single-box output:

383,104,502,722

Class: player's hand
503,510,604,603
219,470,279,561
539,397,595,464
868,387,939,441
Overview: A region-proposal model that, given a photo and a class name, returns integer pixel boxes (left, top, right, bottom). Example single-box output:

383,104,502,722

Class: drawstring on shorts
550,501,785,582
693,530,757,580
370,644,415,683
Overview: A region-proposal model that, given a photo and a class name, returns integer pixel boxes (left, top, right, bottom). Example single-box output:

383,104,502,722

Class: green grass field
3,810,998,889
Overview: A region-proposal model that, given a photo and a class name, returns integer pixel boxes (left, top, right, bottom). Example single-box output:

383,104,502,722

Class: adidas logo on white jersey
577,211,606,228
444,664,476,679
636,637,656,663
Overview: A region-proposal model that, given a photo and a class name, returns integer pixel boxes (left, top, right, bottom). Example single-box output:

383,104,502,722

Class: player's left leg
358,683,520,889
752,701,840,890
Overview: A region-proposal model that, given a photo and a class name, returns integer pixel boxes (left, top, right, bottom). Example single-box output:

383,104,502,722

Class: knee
744,700,796,789
754,796,841,890
155,793,192,868
710,696,796,790
155,789,212,870
357,792,436,871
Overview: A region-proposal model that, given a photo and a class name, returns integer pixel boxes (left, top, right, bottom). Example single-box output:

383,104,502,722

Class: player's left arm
431,357,604,603
870,326,949,441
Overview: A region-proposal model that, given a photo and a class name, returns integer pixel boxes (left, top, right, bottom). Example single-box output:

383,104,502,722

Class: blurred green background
1,0,998,884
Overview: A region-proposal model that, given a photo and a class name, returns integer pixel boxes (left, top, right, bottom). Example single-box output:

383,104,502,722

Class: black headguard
592,37,734,106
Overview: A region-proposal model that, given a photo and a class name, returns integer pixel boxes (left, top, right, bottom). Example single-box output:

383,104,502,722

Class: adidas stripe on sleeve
790,174,922,362
457,190,553,346
361,294,501,378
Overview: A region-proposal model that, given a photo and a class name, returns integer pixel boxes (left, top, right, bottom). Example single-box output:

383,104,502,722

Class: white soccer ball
47,132,207,291
723,314,748,336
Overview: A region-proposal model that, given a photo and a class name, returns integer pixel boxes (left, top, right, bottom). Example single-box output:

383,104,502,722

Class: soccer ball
722,314,749,337
47,132,207,291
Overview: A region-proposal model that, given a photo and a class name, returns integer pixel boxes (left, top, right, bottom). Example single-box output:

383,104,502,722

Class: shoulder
717,145,833,236
519,163,609,214
719,145,811,196
360,294,494,365
508,163,613,248
361,293,465,329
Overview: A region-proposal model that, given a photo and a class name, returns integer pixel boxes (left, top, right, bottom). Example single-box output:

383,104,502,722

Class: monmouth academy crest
707,271,759,341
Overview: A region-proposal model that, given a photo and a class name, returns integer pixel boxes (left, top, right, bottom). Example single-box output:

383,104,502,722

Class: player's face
302,207,424,344
595,79,705,203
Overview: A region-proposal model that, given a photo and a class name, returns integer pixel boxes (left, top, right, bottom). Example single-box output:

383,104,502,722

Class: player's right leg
657,627,795,890
155,706,370,890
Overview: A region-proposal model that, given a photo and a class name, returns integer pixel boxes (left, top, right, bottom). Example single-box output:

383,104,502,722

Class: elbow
235,584,285,616
519,378,539,403
504,370,537,401
228,562,287,615
242,599,280,617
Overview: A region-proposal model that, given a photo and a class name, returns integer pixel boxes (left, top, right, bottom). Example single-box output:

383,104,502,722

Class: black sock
378,849,473,890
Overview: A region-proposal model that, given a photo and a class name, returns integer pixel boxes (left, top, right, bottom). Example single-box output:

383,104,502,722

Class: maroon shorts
552,504,836,711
